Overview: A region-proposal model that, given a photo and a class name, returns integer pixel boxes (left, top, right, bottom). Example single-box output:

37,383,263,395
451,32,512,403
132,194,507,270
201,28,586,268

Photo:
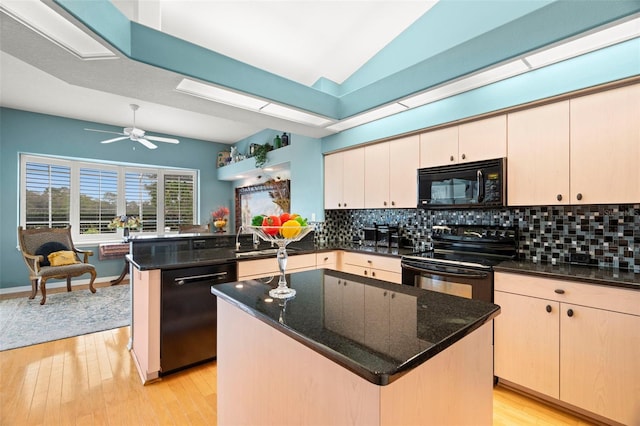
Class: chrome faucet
235,225,244,250
235,225,260,250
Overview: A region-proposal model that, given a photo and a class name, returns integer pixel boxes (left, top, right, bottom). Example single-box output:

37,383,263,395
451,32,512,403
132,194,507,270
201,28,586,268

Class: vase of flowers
211,206,230,233
108,215,141,237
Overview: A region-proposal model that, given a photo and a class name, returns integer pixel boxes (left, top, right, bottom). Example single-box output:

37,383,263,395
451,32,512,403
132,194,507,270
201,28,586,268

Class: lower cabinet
340,251,402,284
494,272,640,425
323,274,365,342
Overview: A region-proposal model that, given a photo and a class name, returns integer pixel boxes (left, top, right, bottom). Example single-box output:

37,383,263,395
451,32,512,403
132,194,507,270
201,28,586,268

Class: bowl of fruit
246,213,314,299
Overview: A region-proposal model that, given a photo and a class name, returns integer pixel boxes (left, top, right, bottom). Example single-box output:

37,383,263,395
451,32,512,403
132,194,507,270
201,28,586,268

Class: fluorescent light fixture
326,102,408,132
401,60,530,109
526,16,640,68
176,78,269,110
0,0,116,60
260,103,333,127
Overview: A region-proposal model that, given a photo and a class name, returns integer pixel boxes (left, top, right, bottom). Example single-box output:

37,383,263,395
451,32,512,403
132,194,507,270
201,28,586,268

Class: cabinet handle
383,201,387,206
338,203,341,207
324,257,329,261
461,153,466,160
576,193,583,201
383,291,388,296
557,194,562,201
554,289,565,294
372,271,376,277
546,305,552,313
391,293,395,299
364,270,368,276
391,201,395,206
567,308,574,317
344,203,347,207
450,155,454,162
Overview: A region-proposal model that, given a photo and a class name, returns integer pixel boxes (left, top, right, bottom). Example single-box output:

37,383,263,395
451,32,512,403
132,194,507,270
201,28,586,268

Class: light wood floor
0,325,598,426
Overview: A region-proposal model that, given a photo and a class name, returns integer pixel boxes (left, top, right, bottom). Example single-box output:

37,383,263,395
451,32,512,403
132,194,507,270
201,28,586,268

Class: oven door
401,259,493,302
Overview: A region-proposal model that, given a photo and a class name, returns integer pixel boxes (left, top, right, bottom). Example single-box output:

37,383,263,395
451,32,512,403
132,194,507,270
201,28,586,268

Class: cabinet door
342,148,365,209
324,153,343,209
494,291,560,399
570,84,640,204
458,115,507,163
364,142,390,208
364,286,390,353
389,135,420,208
419,126,458,167
507,101,570,206
389,291,419,359
560,304,640,426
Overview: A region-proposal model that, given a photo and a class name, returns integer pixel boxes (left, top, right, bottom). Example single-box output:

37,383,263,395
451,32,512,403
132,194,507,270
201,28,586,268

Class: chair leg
29,279,37,299
88,270,97,294
66,277,72,292
39,278,47,305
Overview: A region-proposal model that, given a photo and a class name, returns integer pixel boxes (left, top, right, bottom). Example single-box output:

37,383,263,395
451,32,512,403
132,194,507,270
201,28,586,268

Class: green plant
253,144,270,168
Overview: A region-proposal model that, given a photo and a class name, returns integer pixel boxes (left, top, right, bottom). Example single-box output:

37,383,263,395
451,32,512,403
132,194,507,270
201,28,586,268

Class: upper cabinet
508,83,640,206
569,84,640,204
324,148,365,209
507,101,571,206
420,115,506,168
365,135,419,209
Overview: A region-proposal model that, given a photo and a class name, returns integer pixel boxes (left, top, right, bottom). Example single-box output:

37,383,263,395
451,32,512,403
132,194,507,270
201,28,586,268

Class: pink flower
211,206,230,221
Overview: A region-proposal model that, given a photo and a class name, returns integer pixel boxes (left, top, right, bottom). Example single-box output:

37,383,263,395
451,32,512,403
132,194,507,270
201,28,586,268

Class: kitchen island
212,269,500,426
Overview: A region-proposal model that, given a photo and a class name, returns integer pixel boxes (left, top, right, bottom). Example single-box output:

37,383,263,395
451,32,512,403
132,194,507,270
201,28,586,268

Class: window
20,154,198,242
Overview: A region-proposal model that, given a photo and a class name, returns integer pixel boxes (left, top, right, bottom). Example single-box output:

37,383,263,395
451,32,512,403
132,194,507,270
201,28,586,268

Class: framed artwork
235,179,290,231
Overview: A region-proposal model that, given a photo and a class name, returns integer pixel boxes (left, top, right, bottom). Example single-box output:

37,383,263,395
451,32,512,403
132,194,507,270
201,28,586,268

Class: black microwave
418,158,506,208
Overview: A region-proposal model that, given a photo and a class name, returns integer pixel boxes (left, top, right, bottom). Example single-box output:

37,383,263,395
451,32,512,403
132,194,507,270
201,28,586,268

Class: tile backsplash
315,204,639,272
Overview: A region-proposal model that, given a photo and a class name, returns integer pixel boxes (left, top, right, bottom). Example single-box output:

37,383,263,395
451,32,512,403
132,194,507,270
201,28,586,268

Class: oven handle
401,262,489,280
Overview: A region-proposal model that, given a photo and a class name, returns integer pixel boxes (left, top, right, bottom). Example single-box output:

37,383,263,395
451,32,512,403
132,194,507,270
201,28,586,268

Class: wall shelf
217,145,292,181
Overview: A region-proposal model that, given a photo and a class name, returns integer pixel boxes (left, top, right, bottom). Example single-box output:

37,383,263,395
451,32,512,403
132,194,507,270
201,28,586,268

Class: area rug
0,285,130,351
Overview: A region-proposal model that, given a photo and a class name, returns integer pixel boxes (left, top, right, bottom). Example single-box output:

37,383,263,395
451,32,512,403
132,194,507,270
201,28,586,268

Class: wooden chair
17,226,97,305
178,224,210,233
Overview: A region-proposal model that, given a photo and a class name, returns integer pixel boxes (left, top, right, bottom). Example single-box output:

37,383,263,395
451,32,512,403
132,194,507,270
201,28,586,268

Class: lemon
280,219,301,239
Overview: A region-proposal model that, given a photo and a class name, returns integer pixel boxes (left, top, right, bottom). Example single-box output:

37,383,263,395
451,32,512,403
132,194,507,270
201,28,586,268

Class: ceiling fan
85,104,180,150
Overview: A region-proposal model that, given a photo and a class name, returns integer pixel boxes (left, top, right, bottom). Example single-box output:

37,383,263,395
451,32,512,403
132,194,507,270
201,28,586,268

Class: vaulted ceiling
1,0,638,144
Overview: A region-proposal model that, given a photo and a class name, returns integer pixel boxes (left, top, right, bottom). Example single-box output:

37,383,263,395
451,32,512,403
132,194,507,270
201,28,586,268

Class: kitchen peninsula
212,269,500,426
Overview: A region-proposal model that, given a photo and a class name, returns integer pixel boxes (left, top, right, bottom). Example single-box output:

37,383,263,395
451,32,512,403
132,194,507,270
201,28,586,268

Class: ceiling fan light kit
85,104,180,150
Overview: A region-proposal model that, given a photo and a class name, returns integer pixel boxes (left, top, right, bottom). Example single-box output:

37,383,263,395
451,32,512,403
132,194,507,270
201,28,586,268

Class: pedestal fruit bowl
246,225,314,299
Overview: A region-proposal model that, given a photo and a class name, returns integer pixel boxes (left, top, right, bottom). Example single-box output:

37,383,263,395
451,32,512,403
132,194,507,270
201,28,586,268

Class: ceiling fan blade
137,138,158,149
101,136,130,144
85,128,126,136
145,135,180,144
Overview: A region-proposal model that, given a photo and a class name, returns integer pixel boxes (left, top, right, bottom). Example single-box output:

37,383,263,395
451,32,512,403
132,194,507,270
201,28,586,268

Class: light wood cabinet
365,135,420,209
507,101,570,206
323,275,365,342
341,251,402,284
420,115,506,167
237,253,316,280
569,83,640,204
494,272,640,425
316,251,338,270
324,149,365,209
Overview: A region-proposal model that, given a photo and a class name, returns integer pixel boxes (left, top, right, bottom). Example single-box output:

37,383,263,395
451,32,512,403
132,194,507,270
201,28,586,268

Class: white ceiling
0,0,437,144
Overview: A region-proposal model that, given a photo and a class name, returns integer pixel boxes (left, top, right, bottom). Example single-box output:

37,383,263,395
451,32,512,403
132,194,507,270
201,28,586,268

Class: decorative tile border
317,204,639,272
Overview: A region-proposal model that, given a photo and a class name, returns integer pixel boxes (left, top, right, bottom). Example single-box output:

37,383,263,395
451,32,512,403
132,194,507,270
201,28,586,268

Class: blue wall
0,108,232,290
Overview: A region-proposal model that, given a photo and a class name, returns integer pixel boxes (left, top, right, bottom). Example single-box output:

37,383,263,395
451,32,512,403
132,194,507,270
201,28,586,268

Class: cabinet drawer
238,253,316,279
495,272,640,316
316,251,338,268
342,252,401,273
370,269,402,284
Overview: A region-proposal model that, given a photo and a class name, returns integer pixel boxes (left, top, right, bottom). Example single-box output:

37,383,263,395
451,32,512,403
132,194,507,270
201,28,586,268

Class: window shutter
164,174,195,231
25,161,71,228
79,167,118,234
125,171,158,232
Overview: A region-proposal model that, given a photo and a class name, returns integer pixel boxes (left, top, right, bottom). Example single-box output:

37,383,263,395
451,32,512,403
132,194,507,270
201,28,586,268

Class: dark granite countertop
494,260,639,291
210,268,500,386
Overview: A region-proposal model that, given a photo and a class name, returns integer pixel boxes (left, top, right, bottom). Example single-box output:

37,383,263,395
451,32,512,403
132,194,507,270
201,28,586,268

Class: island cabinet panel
570,83,640,204
130,268,161,384
507,101,570,206
494,272,640,425
217,297,494,426
324,149,365,209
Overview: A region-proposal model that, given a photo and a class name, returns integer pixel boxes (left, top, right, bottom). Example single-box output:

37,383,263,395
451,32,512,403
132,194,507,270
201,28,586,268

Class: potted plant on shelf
253,143,271,168
211,206,230,233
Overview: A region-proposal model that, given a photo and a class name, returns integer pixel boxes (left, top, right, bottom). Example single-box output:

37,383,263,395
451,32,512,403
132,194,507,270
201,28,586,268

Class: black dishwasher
160,261,237,374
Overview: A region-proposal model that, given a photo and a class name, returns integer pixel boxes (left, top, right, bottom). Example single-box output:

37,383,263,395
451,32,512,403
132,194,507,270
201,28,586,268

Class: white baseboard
0,275,121,295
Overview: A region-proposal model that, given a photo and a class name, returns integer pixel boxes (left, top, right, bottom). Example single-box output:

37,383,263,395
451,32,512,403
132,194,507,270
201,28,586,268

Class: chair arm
75,248,94,264
22,252,43,274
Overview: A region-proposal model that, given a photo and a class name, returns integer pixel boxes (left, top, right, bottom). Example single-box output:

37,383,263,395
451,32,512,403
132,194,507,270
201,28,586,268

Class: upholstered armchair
17,226,97,305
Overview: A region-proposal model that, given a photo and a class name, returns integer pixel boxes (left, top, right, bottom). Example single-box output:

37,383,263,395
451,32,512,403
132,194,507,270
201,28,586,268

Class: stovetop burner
403,224,518,269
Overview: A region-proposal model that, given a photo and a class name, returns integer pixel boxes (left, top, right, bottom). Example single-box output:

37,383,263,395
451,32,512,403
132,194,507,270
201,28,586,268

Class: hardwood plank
0,325,599,426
